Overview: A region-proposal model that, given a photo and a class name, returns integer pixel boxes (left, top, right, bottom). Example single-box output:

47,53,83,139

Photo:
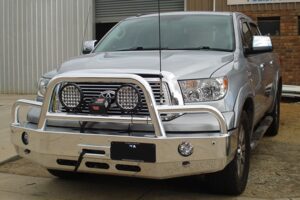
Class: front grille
60,80,169,116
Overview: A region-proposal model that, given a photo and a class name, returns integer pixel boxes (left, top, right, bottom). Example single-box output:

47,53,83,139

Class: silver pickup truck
11,12,281,195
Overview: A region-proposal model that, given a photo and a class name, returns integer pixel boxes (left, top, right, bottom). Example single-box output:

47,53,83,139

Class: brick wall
243,10,300,85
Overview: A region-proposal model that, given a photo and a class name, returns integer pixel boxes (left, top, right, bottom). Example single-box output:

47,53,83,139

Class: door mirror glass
251,36,273,53
82,40,97,54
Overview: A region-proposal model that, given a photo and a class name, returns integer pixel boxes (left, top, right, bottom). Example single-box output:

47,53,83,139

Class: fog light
22,132,29,145
178,142,193,157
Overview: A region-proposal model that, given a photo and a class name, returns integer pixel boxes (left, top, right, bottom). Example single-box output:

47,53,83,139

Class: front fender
233,82,255,128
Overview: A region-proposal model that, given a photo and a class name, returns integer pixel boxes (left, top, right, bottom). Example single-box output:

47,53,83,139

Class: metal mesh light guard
116,85,140,112
59,83,82,109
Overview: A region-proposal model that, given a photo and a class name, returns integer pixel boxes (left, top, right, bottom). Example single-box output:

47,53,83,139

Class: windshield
94,14,235,52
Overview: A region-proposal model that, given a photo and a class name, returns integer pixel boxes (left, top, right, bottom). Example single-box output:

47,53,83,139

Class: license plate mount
111,142,156,163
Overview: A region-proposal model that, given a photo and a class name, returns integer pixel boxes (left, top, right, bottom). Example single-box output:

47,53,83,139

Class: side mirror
251,36,273,53
82,40,97,54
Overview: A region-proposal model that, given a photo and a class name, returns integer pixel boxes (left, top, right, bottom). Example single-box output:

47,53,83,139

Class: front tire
206,111,250,195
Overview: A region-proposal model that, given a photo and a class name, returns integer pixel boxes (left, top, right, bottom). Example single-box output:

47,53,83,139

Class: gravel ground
0,102,299,199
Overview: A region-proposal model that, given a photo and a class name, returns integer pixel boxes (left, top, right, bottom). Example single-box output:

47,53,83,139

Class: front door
240,20,269,124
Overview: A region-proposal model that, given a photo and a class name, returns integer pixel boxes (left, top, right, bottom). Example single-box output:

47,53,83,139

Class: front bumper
11,124,237,179
11,73,237,179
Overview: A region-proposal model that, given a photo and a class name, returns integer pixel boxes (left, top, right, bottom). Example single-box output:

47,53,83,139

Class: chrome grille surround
57,78,172,119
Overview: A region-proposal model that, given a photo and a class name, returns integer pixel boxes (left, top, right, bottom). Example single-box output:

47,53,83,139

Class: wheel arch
233,83,255,131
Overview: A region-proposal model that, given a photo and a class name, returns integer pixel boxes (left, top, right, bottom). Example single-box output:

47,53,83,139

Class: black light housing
116,85,141,112
59,83,83,110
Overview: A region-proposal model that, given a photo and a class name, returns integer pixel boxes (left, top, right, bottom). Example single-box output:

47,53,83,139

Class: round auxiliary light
116,85,141,112
59,83,83,109
178,142,194,157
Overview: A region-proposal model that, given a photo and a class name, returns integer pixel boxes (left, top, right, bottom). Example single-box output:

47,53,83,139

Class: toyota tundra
11,12,281,195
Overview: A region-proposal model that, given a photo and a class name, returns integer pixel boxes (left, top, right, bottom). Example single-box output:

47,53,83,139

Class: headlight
37,78,50,97
178,77,228,103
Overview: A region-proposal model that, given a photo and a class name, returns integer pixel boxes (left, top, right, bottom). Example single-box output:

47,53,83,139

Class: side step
250,116,273,150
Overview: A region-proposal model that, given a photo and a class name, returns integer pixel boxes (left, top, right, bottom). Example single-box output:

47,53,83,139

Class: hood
58,50,234,80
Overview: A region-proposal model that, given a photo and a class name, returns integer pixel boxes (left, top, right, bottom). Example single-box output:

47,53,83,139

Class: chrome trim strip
161,71,184,106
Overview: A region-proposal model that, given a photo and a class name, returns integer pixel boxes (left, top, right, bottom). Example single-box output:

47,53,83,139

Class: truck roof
126,11,233,19
125,11,254,23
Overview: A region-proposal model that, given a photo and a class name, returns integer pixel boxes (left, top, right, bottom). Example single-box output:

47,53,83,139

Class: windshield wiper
115,46,233,52
116,47,162,51
167,46,233,52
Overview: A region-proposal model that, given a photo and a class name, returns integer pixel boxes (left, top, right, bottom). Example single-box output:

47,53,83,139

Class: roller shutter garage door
95,0,184,23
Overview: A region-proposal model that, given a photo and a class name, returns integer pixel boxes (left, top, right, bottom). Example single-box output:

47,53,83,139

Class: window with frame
257,17,280,36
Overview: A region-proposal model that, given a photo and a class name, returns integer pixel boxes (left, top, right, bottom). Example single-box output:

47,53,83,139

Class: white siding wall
95,0,184,23
0,0,95,94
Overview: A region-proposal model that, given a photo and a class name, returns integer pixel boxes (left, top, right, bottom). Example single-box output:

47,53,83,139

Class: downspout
213,0,216,11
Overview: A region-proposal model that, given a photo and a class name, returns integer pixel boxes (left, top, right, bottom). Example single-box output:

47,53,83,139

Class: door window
250,23,261,36
241,22,252,49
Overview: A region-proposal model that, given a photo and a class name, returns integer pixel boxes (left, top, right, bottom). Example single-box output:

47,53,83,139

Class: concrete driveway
0,95,299,200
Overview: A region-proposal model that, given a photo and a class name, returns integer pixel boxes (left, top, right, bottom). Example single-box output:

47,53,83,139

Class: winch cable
74,149,87,172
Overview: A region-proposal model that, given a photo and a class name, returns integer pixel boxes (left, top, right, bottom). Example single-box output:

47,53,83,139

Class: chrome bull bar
12,73,228,137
